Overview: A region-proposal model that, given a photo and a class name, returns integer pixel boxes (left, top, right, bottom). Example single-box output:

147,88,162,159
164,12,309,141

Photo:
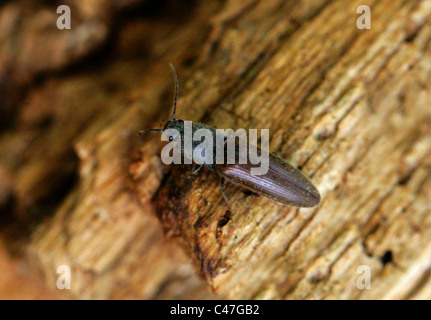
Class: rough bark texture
1,0,431,299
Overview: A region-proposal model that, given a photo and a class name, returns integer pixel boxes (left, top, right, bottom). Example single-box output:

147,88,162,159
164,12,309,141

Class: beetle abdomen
215,152,320,208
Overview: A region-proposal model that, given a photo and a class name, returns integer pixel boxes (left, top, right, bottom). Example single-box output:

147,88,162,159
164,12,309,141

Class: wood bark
1,0,431,299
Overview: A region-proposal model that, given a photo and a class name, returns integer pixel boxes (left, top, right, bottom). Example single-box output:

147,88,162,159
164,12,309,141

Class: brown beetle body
140,64,320,209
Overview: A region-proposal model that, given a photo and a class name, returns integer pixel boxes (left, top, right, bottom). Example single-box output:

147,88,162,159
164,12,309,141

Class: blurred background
0,0,430,299
0,0,211,299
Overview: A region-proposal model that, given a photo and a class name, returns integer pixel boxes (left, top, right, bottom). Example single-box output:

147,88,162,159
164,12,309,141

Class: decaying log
1,0,431,299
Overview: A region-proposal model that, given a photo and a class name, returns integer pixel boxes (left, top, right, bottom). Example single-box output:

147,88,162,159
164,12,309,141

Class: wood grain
0,0,430,299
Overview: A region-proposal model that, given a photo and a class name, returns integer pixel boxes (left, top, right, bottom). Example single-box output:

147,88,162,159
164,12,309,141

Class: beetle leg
219,177,232,212
191,164,204,175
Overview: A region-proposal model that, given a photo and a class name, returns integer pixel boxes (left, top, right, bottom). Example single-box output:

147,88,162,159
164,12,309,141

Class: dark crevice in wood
380,250,393,266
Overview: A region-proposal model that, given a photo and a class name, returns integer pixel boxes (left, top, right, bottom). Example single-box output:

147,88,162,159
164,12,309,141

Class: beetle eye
169,136,173,141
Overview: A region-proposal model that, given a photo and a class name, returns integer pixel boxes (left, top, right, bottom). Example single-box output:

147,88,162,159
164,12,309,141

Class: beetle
140,64,320,210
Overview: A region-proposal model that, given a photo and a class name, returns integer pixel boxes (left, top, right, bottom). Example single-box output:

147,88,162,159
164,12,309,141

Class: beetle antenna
139,128,162,136
169,63,178,120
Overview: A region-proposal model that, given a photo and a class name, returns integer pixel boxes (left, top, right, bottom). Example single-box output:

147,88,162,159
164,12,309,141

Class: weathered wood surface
1,0,431,299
